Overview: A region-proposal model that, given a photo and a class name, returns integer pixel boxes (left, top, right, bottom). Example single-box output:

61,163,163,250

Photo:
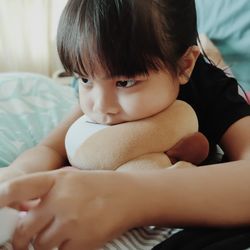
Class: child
0,0,250,249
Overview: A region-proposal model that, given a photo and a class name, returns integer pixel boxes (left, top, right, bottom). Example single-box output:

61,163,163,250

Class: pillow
0,73,77,167
195,0,250,91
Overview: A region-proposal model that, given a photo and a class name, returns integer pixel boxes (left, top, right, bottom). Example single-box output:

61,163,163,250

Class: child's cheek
79,95,93,114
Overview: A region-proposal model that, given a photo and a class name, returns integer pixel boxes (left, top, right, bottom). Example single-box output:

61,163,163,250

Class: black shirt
178,56,250,149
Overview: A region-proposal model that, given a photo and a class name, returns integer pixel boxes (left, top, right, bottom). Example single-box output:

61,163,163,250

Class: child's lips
91,116,122,125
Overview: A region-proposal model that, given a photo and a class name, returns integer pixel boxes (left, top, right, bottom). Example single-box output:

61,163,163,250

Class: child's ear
177,46,200,85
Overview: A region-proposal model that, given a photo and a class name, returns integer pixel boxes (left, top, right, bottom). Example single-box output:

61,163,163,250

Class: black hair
57,0,198,78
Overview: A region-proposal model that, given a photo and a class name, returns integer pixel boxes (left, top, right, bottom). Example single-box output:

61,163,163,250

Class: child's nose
93,92,120,115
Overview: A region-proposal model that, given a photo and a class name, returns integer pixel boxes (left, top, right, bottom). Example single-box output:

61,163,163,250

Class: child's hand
0,168,137,250
166,132,209,165
0,207,20,245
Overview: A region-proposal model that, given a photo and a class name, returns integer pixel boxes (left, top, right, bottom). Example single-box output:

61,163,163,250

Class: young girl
0,0,250,249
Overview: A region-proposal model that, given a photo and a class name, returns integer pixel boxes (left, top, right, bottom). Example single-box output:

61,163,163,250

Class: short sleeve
179,58,250,146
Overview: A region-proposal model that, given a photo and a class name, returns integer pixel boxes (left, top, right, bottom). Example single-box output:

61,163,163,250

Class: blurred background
0,0,250,92
0,0,68,77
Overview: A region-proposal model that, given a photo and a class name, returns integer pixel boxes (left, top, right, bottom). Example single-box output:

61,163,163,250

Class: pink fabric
245,91,250,104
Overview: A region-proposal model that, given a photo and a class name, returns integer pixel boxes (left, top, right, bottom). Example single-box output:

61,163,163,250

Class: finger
59,240,90,250
33,219,67,250
59,238,103,250
12,207,54,249
0,173,54,206
19,199,41,211
58,239,70,250
9,199,41,212
168,161,195,169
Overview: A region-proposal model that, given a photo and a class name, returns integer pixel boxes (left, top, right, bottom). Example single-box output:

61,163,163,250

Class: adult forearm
129,160,250,228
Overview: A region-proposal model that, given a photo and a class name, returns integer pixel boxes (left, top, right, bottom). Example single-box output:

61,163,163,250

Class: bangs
57,0,177,78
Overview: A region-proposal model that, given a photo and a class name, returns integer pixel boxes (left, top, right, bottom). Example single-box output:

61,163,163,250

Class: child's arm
0,105,83,182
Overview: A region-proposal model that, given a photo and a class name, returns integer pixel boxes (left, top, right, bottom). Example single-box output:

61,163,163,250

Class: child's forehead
75,63,113,79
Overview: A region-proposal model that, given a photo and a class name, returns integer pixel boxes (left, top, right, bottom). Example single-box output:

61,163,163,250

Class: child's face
78,69,180,125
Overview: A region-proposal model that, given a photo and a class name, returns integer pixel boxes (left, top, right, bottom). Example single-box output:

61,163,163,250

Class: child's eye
81,78,88,83
116,79,136,88
79,78,92,86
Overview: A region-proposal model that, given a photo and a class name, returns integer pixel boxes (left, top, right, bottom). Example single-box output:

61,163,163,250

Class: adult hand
0,168,140,250
0,167,25,183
